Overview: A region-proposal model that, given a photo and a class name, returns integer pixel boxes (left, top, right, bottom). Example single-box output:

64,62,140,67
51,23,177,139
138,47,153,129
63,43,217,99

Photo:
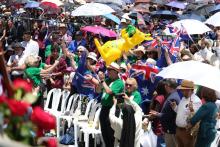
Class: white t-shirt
7,55,23,75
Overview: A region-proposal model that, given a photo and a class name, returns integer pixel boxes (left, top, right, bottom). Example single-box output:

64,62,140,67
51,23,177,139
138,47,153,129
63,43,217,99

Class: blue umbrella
166,1,186,10
210,4,220,14
151,10,179,19
180,13,206,22
24,1,40,8
104,13,120,24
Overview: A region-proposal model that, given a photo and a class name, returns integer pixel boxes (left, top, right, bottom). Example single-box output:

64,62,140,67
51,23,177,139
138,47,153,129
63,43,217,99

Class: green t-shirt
45,45,62,57
127,90,142,105
101,78,124,107
25,63,45,87
74,55,80,66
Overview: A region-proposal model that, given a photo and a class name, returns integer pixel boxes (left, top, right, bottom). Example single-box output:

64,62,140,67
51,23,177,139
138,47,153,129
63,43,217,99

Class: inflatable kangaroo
94,25,153,66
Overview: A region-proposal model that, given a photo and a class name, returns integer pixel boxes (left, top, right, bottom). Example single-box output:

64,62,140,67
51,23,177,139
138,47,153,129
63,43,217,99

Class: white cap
87,52,97,62
146,58,156,66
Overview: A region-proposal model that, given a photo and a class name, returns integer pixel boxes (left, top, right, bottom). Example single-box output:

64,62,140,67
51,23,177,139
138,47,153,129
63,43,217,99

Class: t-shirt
101,78,124,107
127,90,142,105
25,63,45,87
45,45,62,57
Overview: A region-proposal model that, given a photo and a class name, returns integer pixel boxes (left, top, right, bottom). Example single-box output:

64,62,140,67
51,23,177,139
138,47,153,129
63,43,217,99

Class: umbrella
210,4,220,14
103,14,120,24
71,3,115,16
41,0,63,6
93,0,124,6
180,13,206,22
205,12,220,27
194,3,215,16
157,61,220,93
150,0,168,5
165,1,187,10
105,3,123,13
132,3,150,13
151,10,179,19
81,26,117,37
24,1,40,8
164,19,211,35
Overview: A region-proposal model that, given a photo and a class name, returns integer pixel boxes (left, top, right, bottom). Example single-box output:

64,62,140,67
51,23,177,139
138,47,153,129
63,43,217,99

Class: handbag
187,112,200,137
60,123,75,145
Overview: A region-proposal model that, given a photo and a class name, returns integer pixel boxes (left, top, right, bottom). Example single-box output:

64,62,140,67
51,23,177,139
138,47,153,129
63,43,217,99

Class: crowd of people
1,0,220,147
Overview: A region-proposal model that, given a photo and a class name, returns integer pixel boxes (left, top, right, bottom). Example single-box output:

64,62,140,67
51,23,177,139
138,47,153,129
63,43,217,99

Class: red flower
7,99,30,116
13,78,32,92
0,95,7,104
37,128,44,137
31,107,56,130
46,138,57,147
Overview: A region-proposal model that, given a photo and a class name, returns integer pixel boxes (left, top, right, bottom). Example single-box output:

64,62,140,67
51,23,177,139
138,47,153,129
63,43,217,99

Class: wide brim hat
107,62,120,72
12,42,25,50
133,45,146,54
177,80,194,90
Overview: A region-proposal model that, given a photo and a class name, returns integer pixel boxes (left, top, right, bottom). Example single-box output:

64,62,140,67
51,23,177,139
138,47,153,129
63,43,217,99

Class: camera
115,93,125,104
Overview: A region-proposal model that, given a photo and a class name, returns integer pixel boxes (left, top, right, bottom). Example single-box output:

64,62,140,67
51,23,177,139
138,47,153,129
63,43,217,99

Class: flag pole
0,41,14,97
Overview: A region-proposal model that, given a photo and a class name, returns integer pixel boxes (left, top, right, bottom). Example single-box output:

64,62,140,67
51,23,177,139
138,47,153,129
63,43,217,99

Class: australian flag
129,64,160,100
72,52,96,99
129,64,160,112
156,45,178,68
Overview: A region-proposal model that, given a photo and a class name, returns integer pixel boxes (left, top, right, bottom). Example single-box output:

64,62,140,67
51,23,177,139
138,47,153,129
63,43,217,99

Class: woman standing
187,87,218,147
109,96,142,147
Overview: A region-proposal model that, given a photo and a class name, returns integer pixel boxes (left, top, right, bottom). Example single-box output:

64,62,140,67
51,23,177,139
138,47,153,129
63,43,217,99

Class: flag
179,24,193,41
129,64,160,102
170,36,180,57
72,52,96,98
166,24,179,34
156,46,178,68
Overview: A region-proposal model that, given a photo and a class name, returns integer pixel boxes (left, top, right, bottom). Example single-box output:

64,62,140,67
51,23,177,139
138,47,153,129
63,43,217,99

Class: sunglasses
125,83,133,87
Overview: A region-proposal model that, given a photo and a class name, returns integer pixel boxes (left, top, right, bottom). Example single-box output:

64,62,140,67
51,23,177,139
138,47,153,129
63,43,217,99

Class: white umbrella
164,19,211,35
205,12,220,27
71,3,115,16
157,61,220,92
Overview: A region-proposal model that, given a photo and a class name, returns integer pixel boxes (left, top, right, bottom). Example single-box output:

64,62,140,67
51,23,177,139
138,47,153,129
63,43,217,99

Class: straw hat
87,52,97,62
59,23,66,28
198,38,213,48
133,45,146,54
107,62,120,72
177,80,194,90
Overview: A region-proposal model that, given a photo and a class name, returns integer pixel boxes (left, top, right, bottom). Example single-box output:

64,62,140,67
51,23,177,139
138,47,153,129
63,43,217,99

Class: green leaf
21,124,30,137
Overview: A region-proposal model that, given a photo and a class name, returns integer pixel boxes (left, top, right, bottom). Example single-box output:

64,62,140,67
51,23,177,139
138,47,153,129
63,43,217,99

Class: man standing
20,31,39,66
150,79,181,147
97,62,124,147
171,80,202,147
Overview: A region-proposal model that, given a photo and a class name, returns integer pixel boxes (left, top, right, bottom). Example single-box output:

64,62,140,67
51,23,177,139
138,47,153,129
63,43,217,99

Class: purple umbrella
166,1,186,10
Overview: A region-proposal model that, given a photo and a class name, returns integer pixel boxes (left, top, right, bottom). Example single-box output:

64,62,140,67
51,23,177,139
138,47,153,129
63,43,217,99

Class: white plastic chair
61,90,70,113
80,107,102,147
44,88,62,114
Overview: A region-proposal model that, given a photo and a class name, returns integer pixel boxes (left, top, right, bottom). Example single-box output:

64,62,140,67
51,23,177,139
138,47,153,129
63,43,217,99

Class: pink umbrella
81,26,117,37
